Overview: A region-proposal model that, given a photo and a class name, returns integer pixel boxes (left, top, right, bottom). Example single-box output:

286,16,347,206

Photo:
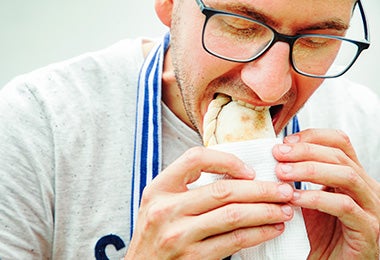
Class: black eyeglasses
195,0,370,78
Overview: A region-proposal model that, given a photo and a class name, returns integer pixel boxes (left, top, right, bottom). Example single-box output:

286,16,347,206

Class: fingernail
293,191,301,201
281,205,293,216
274,223,285,231
279,145,292,154
278,183,293,197
280,164,292,174
244,164,256,178
285,134,300,144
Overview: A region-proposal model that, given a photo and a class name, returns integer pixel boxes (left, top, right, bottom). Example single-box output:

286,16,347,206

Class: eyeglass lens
203,13,360,77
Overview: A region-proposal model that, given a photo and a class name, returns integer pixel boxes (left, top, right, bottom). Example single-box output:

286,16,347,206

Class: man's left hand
273,128,380,259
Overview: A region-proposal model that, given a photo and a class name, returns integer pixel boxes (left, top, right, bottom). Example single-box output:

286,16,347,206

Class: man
0,0,379,259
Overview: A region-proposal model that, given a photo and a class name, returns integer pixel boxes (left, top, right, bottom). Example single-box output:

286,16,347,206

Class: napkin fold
189,138,310,260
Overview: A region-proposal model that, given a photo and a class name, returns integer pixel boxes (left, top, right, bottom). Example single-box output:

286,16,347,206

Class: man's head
155,0,367,136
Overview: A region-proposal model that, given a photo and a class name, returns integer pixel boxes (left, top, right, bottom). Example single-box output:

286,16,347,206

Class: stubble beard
172,63,202,136
169,11,203,137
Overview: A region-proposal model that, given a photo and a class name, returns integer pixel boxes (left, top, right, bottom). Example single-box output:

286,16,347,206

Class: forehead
206,0,355,33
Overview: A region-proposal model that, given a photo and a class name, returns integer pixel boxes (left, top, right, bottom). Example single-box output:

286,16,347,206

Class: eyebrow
223,4,277,26
221,3,349,33
303,20,349,31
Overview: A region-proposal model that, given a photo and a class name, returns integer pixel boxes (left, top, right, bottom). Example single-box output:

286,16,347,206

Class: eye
297,36,330,48
214,14,267,40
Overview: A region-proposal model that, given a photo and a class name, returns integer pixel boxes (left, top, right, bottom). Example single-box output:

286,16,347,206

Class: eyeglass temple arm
357,0,370,42
195,0,205,10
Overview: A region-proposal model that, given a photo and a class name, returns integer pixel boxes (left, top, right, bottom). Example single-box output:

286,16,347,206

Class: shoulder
311,77,379,109
4,37,144,94
0,37,149,158
300,77,380,127
0,37,147,121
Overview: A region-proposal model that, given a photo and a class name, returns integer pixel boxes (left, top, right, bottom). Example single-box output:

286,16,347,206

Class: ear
155,0,174,27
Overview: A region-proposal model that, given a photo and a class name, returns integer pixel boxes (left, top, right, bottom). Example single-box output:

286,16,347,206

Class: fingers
274,128,380,237
134,146,296,259
190,202,293,241
153,146,255,193
273,129,380,219
195,224,285,259
149,221,286,259
283,128,360,164
180,180,294,215
276,162,369,204
291,190,379,244
276,160,380,222
276,130,380,191
170,181,294,251
136,179,293,259
273,138,354,167
275,128,369,185
140,200,289,259
142,179,294,231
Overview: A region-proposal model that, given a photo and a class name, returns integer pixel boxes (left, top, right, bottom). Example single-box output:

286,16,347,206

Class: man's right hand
125,146,294,259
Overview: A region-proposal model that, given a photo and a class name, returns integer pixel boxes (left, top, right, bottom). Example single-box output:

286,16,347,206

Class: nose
240,42,292,103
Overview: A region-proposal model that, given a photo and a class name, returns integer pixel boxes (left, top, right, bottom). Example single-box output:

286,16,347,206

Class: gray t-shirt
0,38,379,259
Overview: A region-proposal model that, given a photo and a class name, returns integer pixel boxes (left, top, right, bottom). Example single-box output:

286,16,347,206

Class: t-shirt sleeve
0,79,55,258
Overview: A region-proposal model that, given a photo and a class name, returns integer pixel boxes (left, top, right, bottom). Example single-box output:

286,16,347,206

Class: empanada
203,94,275,146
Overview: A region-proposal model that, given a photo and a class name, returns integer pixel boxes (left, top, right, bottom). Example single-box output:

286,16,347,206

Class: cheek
294,76,324,107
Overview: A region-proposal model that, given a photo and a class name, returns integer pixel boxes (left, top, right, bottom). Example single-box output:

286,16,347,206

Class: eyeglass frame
195,0,370,78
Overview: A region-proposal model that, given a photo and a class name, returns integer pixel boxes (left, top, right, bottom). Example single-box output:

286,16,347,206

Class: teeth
252,106,267,112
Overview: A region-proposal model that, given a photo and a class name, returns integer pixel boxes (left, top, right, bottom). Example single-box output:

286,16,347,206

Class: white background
0,0,379,96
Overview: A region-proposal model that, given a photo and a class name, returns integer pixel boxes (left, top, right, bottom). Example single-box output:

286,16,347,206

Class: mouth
203,93,279,145
207,93,284,134
227,96,284,128
269,104,283,126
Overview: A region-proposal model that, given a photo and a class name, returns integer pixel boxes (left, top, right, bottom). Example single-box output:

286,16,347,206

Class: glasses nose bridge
271,32,297,51
259,31,295,64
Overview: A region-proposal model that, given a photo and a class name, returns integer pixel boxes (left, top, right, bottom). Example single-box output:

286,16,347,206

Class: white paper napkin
189,138,310,259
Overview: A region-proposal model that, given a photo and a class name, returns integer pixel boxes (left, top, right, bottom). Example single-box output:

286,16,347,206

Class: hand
273,128,380,259
125,147,295,259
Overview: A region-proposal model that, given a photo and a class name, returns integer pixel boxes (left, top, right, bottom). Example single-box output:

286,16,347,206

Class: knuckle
263,204,278,221
223,204,242,227
256,183,272,198
210,180,233,202
305,163,317,178
158,228,184,251
335,129,352,147
369,215,380,236
230,229,248,248
140,186,154,206
180,248,201,260
346,168,360,187
351,215,379,254
333,148,349,164
309,191,322,206
223,154,242,168
183,146,205,164
145,202,173,228
300,142,312,156
258,225,275,239
340,196,356,216
303,128,317,137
